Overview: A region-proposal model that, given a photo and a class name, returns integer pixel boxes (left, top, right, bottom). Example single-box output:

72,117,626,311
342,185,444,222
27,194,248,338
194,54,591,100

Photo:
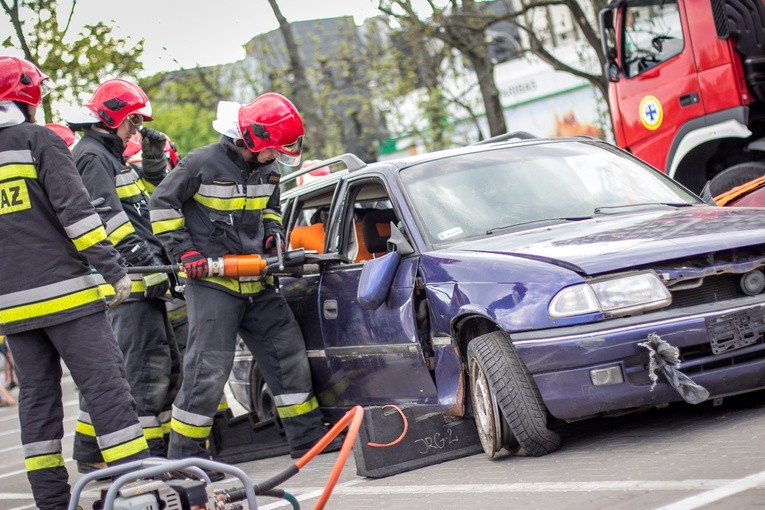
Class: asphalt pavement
1,366,764,510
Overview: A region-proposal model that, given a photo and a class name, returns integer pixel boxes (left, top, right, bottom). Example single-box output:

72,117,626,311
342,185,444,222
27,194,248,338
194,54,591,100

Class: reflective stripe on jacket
0,122,125,335
73,130,167,302
149,137,284,296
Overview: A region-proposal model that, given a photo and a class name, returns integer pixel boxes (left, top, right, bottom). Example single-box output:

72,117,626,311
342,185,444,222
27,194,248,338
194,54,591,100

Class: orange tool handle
218,254,267,278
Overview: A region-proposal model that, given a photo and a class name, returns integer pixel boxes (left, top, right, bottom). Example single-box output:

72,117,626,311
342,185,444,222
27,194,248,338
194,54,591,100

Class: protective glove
122,241,156,268
108,274,132,308
140,127,167,160
180,250,208,279
142,272,170,299
264,234,285,255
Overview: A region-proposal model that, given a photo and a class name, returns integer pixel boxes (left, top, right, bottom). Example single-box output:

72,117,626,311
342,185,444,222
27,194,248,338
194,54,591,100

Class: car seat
360,209,397,259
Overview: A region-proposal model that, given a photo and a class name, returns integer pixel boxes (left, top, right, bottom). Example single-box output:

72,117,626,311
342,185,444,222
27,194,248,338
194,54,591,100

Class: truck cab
600,0,765,194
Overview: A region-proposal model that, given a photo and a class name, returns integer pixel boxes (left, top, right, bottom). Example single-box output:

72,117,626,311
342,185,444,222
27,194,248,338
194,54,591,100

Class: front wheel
467,331,560,457
708,161,765,197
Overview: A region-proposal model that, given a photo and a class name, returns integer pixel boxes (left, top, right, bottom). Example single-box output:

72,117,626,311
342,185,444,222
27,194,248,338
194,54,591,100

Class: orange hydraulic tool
205,254,267,278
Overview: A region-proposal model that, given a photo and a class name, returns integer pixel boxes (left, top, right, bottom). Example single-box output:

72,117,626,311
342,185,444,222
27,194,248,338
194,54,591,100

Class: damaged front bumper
512,297,765,421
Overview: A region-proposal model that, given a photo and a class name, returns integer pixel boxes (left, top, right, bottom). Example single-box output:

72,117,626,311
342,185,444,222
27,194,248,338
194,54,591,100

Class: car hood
452,206,765,275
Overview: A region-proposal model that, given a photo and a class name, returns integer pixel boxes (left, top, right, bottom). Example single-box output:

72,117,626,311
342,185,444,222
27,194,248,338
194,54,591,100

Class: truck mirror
607,62,620,82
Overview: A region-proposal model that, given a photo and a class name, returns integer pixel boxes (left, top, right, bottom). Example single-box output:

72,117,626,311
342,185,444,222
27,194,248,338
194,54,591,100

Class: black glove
122,240,157,267
140,128,167,160
142,272,170,300
264,234,285,255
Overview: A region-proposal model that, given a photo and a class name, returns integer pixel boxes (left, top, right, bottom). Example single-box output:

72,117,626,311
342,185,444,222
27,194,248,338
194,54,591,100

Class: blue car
228,136,765,458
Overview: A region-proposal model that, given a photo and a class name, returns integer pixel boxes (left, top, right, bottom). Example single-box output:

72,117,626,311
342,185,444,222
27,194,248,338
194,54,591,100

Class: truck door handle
679,93,699,107
323,299,338,320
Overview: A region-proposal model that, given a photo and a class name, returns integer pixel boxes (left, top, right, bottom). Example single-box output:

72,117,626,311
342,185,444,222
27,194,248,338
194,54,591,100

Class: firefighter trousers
74,299,180,461
7,312,149,510
167,284,326,459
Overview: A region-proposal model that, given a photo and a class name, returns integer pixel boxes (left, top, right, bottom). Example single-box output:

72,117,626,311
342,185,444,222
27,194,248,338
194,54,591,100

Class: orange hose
367,404,408,448
314,405,364,510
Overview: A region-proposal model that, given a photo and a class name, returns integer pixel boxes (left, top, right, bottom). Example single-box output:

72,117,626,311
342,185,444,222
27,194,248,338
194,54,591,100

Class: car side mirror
357,251,401,310
387,222,414,256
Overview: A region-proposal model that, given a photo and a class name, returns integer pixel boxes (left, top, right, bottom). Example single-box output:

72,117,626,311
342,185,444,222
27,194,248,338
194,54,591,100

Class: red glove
264,235,285,255
180,250,208,279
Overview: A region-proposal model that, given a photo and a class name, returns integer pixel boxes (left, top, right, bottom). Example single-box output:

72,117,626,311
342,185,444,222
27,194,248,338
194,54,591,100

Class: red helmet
238,93,304,166
45,123,76,147
0,56,52,106
85,78,153,128
164,138,179,168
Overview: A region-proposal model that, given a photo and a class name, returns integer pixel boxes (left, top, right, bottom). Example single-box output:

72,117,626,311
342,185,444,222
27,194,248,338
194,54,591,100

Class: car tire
248,362,279,426
467,331,561,457
708,162,765,197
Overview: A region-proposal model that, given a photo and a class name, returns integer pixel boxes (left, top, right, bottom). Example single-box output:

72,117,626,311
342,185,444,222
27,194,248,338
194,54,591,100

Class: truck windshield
399,141,701,246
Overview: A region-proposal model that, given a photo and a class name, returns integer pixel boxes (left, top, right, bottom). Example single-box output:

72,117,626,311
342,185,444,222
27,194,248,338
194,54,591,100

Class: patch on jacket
268,175,280,184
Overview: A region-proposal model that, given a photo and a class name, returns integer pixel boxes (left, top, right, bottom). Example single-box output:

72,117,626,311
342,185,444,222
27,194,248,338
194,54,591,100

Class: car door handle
679,93,699,107
323,299,338,320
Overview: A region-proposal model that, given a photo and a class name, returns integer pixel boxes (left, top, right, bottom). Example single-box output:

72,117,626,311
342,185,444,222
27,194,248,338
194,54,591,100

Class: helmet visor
276,135,303,167
40,77,55,98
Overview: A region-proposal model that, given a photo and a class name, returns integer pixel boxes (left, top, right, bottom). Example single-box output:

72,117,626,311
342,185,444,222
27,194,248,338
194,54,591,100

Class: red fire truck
599,0,765,195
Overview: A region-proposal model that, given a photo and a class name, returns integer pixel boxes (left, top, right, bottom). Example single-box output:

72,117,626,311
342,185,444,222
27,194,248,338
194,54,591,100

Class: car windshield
399,141,701,245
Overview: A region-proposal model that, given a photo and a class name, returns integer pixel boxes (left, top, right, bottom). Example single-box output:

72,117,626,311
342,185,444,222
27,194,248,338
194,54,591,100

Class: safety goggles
40,77,56,98
126,114,144,129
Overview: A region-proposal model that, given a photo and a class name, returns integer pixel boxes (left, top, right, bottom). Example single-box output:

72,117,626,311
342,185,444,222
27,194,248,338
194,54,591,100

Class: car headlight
549,271,671,318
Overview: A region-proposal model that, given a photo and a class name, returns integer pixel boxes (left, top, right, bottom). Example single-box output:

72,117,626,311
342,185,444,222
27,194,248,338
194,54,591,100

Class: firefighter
124,128,187,443
0,56,148,509
149,94,339,468
66,78,179,469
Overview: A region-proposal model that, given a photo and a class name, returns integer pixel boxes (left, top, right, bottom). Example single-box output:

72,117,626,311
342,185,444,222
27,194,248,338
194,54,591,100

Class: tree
1,0,145,123
377,0,611,138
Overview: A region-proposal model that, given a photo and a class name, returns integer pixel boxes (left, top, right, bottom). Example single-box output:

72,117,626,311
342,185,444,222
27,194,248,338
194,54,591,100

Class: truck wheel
467,331,561,457
708,162,765,197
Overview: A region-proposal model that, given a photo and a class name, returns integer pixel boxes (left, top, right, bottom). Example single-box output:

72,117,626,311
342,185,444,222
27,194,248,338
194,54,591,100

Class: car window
335,179,399,263
622,0,684,78
284,187,336,253
399,142,700,246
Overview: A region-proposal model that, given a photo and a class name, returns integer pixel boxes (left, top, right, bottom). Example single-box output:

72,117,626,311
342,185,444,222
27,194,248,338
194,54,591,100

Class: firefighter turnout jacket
0,122,126,335
73,130,168,300
149,136,284,295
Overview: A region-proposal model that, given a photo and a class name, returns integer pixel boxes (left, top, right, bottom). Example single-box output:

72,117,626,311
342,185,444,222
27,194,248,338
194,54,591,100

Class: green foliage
148,102,218,157
1,0,145,123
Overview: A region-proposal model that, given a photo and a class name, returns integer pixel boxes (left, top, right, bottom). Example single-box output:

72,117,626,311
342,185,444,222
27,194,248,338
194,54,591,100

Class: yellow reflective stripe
245,197,269,210
100,436,148,463
76,420,97,437
263,212,281,222
143,273,168,287
200,276,264,294
217,400,229,411
276,396,319,419
116,183,142,199
161,421,172,435
143,426,164,440
72,226,107,252
25,453,64,472
167,306,187,322
0,163,37,181
194,194,245,210
152,217,185,235
170,417,212,439
0,288,104,324
108,222,136,246
100,283,114,297
139,178,155,194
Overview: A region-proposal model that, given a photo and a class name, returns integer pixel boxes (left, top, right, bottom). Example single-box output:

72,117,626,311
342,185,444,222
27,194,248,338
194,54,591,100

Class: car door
317,175,437,407
614,0,704,172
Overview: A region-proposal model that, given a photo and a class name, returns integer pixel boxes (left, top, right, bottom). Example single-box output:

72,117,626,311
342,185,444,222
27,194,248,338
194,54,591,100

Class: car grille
667,273,742,309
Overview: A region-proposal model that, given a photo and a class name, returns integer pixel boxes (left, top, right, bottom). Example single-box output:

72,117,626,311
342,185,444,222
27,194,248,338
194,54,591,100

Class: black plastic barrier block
209,411,290,464
353,406,484,478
